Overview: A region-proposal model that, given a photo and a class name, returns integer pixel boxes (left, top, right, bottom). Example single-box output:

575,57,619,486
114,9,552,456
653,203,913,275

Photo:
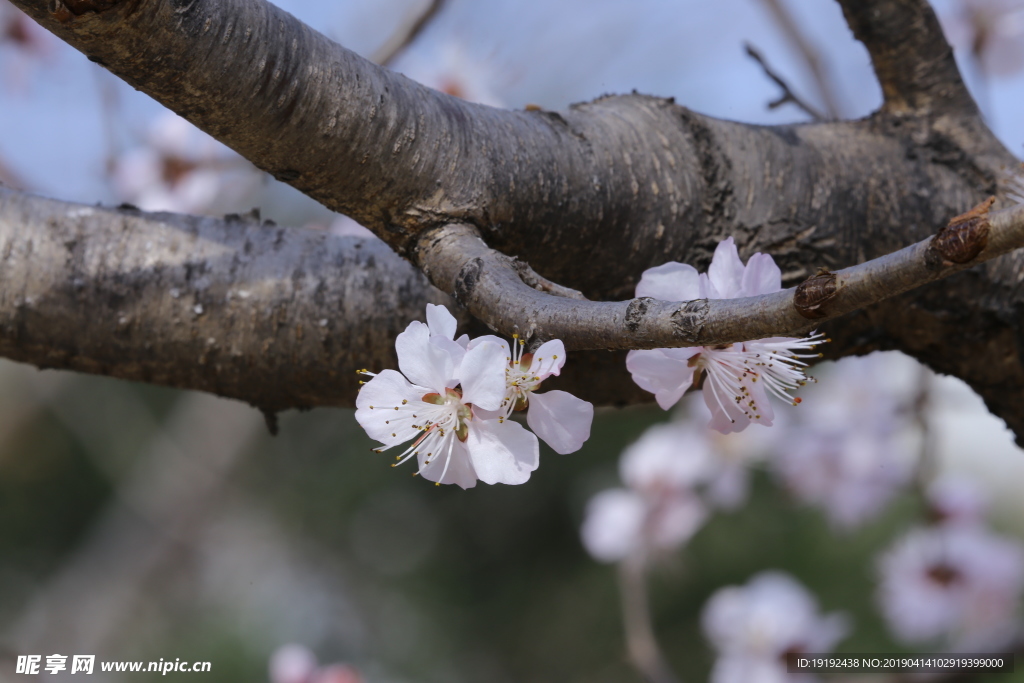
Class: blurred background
1,0,1024,681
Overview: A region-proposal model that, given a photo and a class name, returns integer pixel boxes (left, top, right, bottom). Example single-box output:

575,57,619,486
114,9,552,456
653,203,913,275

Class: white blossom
703,572,848,683
471,333,594,454
626,238,823,434
943,0,1024,76
926,475,988,527
356,305,539,489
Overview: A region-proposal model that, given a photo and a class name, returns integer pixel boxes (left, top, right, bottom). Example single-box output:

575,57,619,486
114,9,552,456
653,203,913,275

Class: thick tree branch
0,186,650,413
836,0,976,114
7,0,1009,297
0,186,452,415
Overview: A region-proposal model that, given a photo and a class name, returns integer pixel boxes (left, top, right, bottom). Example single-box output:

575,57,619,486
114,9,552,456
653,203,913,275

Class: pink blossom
943,0,1024,76
269,645,362,683
270,645,318,683
0,2,48,55
926,475,989,527
0,1,51,88
626,238,823,434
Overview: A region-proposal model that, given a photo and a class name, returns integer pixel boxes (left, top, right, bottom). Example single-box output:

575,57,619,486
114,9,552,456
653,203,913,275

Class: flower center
502,336,543,416
422,388,474,441
926,562,962,587
375,386,477,485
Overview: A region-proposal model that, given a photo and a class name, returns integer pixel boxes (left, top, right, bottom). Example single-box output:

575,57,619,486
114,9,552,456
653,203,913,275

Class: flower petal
530,339,566,379
739,252,782,296
626,349,695,410
418,440,479,489
636,261,702,301
456,340,508,411
395,320,453,392
619,420,713,490
466,334,511,357
465,417,540,485
707,236,744,299
425,303,458,340
580,488,646,562
355,369,422,446
430,335,466,370
652,496,708,550
526,390,594,454
703,367,775,434
698,271,719,299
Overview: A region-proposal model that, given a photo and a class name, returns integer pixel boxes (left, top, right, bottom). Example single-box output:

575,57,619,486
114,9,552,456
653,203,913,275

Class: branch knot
670,299,710,344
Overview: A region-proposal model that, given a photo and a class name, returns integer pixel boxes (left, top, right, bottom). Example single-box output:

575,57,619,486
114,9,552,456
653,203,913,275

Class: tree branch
744,43,827,122
0,186,452,415
7,0,1009,298
7,0,1024,443
371,0,446,66
417,198,1024,350
0,186,651,413
835,0,976,114
758,0,841,118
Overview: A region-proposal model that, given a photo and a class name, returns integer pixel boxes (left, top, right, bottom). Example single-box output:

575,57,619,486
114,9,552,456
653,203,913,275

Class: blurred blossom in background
767,353,919,530
1,0,1024,682
702,572,848,683
110,113,264,216
877,479,1024,651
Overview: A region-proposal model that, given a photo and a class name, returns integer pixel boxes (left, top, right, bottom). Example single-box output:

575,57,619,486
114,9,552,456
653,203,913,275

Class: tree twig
757,0,841,119
744,42,826,122
371,0,446,66
416,198,1024,351
617,560,681,683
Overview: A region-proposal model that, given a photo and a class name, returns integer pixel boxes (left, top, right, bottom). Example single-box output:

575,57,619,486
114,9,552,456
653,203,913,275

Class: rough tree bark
3,0,1024,440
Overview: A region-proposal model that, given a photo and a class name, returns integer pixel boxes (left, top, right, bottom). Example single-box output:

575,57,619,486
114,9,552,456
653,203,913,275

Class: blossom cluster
0,1,50,93
768,353,918,529
579,397,761,563
355,304,593,488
